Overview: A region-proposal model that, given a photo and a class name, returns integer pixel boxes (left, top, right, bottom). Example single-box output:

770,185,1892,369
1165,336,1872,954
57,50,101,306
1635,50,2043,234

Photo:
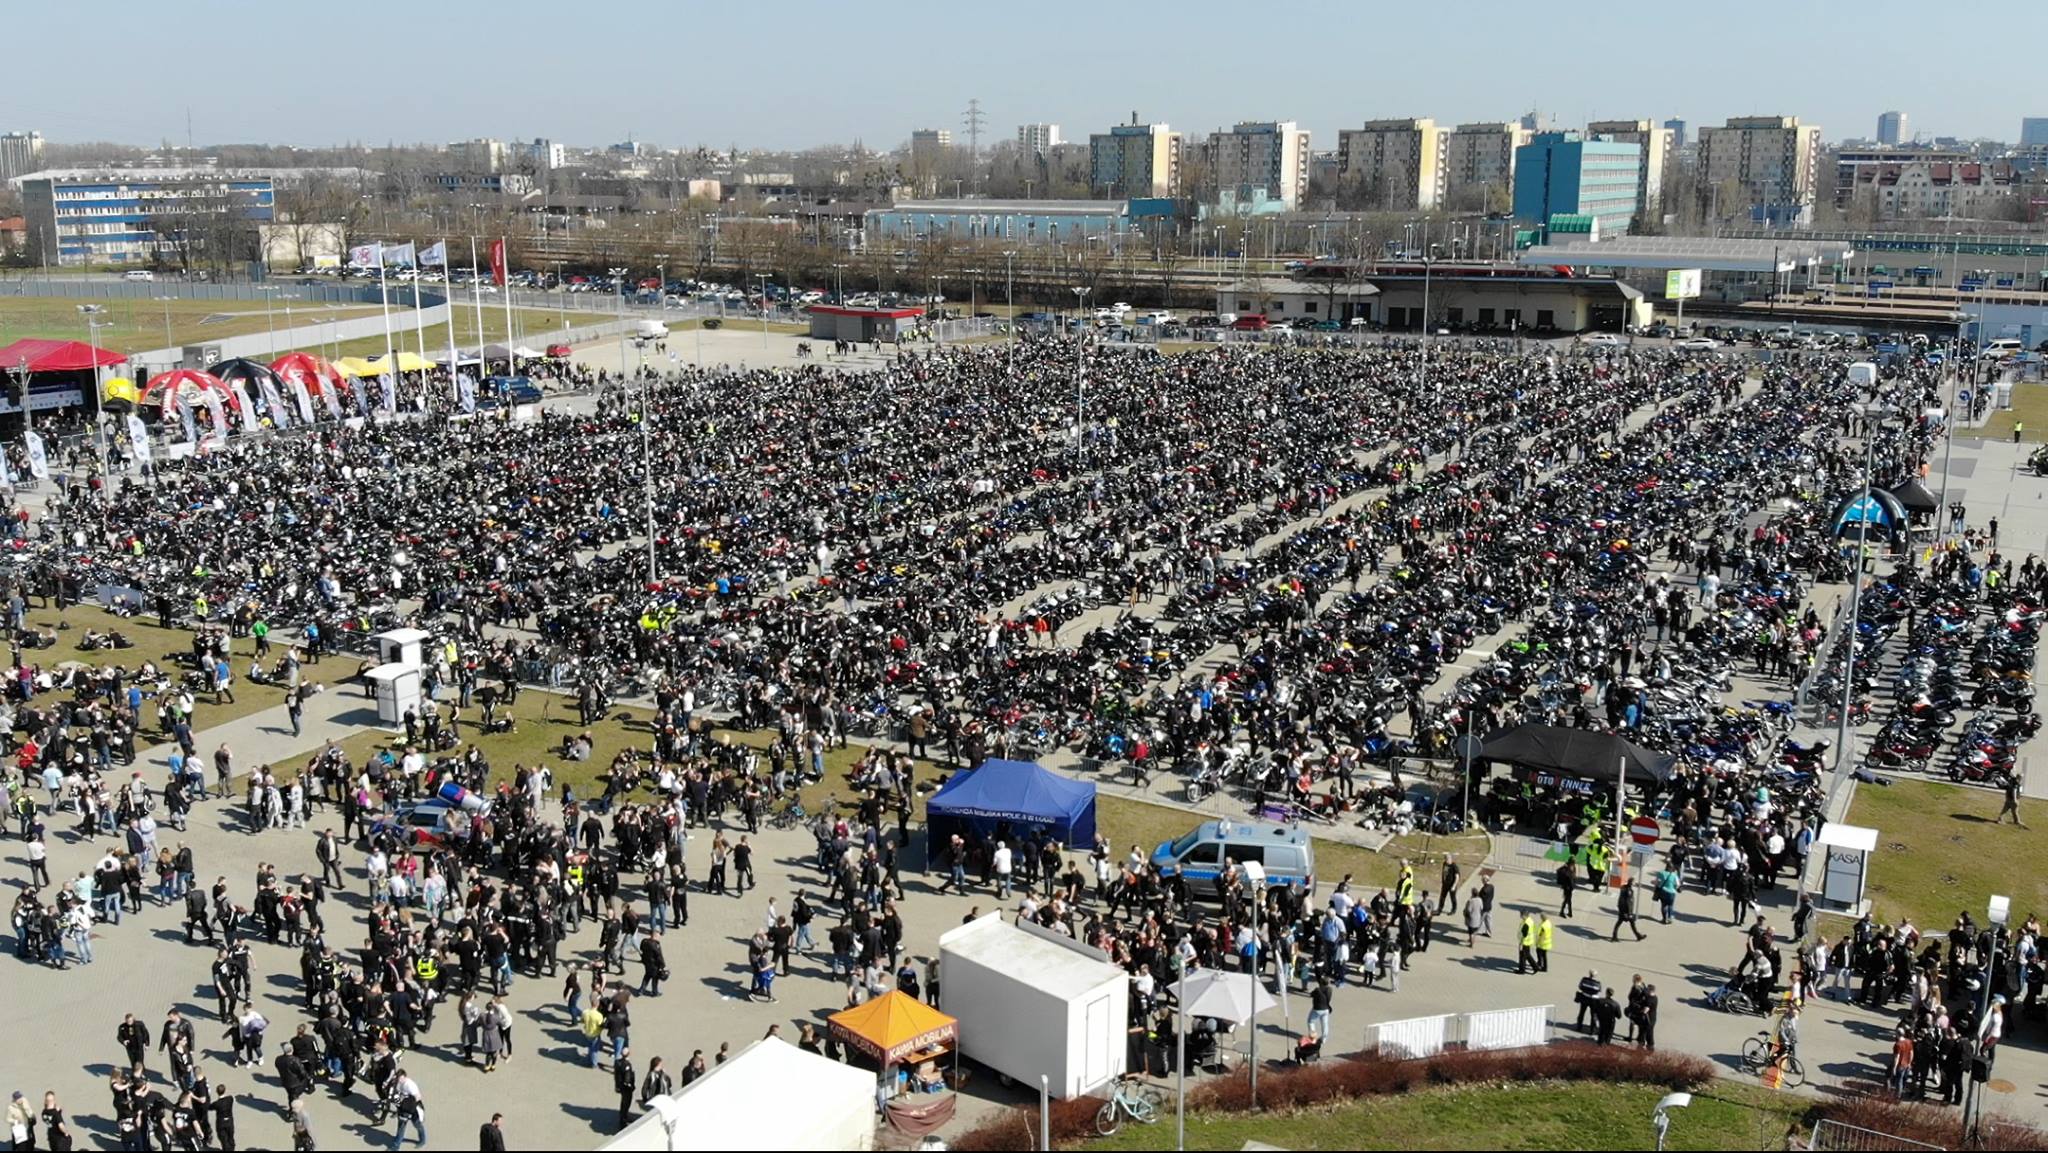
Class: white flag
22,430,48,480
457,372,477,413
352,377,370,416
201,392,228,444
228,381,259,431
291,378,316,424
0,449,13,486
126,414,152,464
320,380,342,420
259,377,291,429
177,395,197,443
349,242,383,269
380,372,398,412
420,241,448,267
384,242,416,268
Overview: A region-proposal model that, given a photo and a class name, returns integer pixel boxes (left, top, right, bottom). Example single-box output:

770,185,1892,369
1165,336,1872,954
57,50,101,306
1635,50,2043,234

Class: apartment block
1336,118,1444,210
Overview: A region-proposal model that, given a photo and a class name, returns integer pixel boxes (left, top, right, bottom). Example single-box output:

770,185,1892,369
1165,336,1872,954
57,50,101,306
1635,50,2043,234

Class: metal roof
1518,235,1856,273
883,198,1124,215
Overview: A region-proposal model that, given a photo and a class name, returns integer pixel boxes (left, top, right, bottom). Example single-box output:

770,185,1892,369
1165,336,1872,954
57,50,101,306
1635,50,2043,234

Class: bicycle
1739,1032,1805,1088
1094,1074,1164,1135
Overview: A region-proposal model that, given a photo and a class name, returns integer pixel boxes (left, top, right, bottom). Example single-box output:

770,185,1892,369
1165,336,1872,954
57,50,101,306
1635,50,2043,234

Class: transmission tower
962,98,985,160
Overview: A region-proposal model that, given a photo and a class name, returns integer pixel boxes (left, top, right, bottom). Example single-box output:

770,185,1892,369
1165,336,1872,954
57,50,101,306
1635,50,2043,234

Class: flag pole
470,237,485,370
444,238,459,405
378,244,394,371
411,247,428,359
499,235,516,373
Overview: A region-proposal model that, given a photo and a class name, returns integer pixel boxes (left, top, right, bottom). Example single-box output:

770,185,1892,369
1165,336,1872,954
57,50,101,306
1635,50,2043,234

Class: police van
1152,820,1315,897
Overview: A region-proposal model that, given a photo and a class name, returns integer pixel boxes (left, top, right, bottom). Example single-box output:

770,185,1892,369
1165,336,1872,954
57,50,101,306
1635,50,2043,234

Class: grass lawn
19,600,295,729
1845,778,2048,931
0,296,378,355
1979,380,2048,442
309,308,574,361
1084,1078,1807,1151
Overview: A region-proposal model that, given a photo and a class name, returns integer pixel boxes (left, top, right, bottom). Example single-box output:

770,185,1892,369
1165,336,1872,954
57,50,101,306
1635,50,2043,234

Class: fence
1368,1004,1552,1059
1806,1119,1945,1151
0,274,446,310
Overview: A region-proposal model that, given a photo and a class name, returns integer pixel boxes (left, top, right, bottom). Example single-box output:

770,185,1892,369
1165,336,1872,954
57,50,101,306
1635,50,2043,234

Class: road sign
1630,815,1661,845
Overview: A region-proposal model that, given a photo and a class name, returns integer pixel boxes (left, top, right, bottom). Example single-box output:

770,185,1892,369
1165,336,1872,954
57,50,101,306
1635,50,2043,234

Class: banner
457,371,477,413
291,378,316,424
349,242,383,269
0,450,12,486
176,395,197,443
352,375,370,416
489,239,507,287
259,377,291,429
384,242,416,268
420,241,447,267
320,380,343,420
200,391,228,445
22,430,48,480
126,414,151,464
228,381,259,432
379,372,398,413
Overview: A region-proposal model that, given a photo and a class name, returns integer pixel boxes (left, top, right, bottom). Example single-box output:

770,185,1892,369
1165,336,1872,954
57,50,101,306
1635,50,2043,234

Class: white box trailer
938,913,1129,1098
599,1037,875,1151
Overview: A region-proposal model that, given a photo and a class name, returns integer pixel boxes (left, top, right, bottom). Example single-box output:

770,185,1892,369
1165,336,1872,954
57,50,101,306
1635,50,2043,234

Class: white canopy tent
599,1038,876,1151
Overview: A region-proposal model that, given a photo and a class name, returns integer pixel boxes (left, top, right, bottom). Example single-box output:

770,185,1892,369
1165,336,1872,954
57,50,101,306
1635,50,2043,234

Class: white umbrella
1179,966,1276,1024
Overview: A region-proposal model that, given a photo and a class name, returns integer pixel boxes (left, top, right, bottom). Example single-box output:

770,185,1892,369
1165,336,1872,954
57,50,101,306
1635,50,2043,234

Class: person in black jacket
639,932,666,996
479,1113,507,1152
117,1014,152,1074
614,1049,636,1132
640,1056,673,1108
210,1086,236,1153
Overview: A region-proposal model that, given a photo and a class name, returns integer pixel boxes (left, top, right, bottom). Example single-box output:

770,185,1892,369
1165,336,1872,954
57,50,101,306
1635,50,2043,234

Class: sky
10,0,2045,152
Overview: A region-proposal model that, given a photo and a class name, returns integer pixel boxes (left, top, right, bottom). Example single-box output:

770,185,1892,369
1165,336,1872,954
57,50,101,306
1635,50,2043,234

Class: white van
633,319,669,340
1981,339,2023,361
122,269,154,282
1151,820,1315,898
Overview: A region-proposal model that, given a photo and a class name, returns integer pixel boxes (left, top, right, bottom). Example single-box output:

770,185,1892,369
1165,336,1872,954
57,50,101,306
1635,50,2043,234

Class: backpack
579,1007,605,1038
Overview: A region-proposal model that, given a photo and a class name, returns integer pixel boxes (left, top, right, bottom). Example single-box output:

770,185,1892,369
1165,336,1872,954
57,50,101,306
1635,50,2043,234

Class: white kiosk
1815,823,1878,916
372,627,432,670
366,663,423,729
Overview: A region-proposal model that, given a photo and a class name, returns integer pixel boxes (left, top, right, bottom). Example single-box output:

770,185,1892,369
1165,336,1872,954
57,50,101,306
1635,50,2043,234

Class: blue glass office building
1512,133,1641,238
20,170,275,265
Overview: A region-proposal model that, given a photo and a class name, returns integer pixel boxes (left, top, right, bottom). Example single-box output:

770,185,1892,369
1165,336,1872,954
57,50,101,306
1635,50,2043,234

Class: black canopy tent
1479,723,1675,783
1887,478,1939,515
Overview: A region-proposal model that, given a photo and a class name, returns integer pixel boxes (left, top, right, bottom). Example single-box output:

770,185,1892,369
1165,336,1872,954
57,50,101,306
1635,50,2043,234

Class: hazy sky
12,0,2043,151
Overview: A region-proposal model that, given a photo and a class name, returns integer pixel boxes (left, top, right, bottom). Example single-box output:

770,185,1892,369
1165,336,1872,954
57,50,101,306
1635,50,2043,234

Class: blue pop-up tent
924,759,1098,849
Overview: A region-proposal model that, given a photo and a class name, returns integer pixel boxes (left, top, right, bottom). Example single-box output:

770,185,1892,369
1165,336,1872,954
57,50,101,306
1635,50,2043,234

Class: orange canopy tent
828,991,958,1068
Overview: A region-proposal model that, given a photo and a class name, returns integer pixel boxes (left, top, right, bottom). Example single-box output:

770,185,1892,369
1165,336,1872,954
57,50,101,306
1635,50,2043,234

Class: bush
949,1095,1105,1153
1814,1094,2048,1152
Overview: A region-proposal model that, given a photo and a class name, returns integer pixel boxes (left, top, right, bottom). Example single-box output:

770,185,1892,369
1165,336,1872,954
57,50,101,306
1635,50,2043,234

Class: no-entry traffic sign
1630,816,1660,845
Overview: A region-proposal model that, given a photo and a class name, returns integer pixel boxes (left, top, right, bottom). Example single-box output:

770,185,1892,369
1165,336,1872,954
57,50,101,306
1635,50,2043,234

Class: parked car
1675,336,1720,352
368,802,463,849
122,269,154,282
1582,333,1623,349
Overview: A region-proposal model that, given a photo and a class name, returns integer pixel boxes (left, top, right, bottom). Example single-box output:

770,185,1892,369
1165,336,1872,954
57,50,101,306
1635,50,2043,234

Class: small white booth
366,663,422,729
372,627,432,670
938,912,1130,1099
1816,822,1878,915
599,1037,875,1151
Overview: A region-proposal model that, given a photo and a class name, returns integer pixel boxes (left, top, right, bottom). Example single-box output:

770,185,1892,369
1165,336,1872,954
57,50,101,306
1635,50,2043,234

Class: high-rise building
1518,111,1549,133
1512,132,1642,238
1335,118,1444,210
1205,121,1311,209
1695,115,1823,225
910,129,953,160
1442,122,1532,210
0,131,45,182
1016,123,1062,154
447,138,506,173
1663,119,1688,150
527,139,566,169
2020,118,2048,148
1876,111,1908,147
1587,119,1674,215
1088,119,1181,198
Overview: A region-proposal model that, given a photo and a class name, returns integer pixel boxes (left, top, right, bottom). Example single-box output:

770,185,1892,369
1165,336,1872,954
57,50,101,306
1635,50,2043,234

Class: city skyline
6,0,2043,153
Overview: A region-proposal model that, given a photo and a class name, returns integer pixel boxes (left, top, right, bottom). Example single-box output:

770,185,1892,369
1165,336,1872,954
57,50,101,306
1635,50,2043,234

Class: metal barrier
1806,1119,1944,1151
1367,1004,1553,1059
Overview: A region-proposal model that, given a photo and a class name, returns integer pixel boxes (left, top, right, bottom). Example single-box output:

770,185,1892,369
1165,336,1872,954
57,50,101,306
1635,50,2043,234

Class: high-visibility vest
1519,918,1536,946
1397,876,1415,906
1537,920,1555,950
415,956,439,982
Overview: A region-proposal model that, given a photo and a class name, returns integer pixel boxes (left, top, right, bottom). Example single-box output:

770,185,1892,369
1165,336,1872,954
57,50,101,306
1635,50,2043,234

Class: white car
122,269,154,282
1675,336,1720,352
1109,301,1132,315
1582,333,1623,348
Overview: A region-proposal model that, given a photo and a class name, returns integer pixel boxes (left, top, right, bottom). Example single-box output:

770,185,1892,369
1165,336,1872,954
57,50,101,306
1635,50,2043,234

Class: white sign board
1664,269,1702,301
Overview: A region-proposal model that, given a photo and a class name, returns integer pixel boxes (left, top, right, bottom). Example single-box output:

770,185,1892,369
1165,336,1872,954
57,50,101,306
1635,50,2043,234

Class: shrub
1814,1094,2048,1152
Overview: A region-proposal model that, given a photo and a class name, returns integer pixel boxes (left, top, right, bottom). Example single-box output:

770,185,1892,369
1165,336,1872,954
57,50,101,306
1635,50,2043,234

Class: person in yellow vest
1517,913,1538,974
192,593,209,622
1397,862,1416,909
1536,914,1556,973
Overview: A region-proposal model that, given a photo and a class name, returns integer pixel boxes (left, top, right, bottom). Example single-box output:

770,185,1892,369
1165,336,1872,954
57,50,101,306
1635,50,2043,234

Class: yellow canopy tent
333,357,378,377
100,377,141,411
828,990,958,1068
392,350,436,372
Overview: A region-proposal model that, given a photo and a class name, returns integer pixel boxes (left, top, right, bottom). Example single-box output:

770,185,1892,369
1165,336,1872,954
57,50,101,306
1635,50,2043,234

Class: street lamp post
154,296,174,352
757,273,771,357
1003,250,1018,378
1071,286,1089,465
609,267,630,381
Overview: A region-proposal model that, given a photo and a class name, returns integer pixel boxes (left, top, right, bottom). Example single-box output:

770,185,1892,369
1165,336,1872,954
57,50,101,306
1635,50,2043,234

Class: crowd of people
0,332,2037,1146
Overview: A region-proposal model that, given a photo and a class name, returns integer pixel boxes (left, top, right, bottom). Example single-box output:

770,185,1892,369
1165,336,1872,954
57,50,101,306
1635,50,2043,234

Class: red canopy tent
140,369,240,413
0,338,126,373
269,351,345,395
